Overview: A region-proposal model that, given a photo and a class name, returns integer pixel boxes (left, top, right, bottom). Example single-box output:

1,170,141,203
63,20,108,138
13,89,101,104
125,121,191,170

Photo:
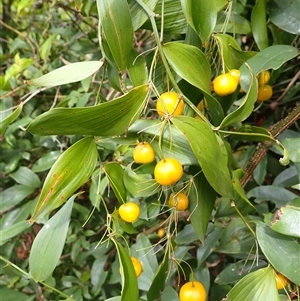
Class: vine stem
135,0,210,125
241,102,300,187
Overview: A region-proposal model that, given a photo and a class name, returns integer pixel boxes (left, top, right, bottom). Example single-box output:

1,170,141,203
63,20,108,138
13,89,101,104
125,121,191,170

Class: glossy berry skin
154,158,183,186
258,70,271,86
169,192,189,211
257,85,273,102
229,69,241,85
131,256,143,277
156,91,184,116
119,202,140,223
133,142,156,164
213,73,238,96
275,272,288,290
157,228,165,238
179,281,207,301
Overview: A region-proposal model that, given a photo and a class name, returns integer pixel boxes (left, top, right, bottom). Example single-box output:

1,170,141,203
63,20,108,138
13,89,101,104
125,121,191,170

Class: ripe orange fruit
133,142,156,164
156,91,184,116
275,272,288,290
229,69,240,85
257,85,273,102
179,280,207,301
258,70,271,86
157,228,165,238
213,73,238,96
131,256,143,277
154,158,183,186
119,202,140,223
168,192,189,211
197,99,208,111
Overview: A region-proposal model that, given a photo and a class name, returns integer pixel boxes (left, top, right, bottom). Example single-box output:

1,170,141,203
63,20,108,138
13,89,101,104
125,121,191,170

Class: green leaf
29,195,75,281
227,125,275,142
247,186,298,208
30,137,98,222
31,151,62,173
27,61,103,87
0,287,35,301
226,266,280,301
104,162,127,204
189,172,216,241
229,46,257,68
27,84,149,136
142,0,187,34
251,0,269,50
213,34,242,70
127,48,148,87
147,256,169,301
163,42,224,124
10,166,41,188
39,36,52,61
130,234,158,291
256,222,300,286
240,45,298,92
97,0,133,71
114,241,139,301
0,185,35,213
215,197,255,218
218,67,258,128
123,162,160,198
181,0,217,42
0,220,32,246
216,217,255,254
128,119,198,166
281,137,300,163
232,169,255,209
196,226,224,266
215,12,251,34
270,199,300,238
172,116,235,198
129,0,158,31
0,201,33,230
215,260,267,285
269,0,300,34
0,102,23,135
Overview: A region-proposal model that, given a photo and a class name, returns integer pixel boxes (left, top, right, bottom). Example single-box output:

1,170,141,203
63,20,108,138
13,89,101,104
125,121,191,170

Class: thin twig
269,69,300,110
241,102,300,186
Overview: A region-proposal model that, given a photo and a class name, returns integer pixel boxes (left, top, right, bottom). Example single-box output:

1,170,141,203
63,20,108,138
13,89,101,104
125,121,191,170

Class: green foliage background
0,0,300,300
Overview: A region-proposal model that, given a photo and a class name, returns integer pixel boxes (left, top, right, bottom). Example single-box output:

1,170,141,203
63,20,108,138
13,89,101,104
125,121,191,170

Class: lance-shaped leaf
218,67,258,129
114,240,139,301
29,195,75,282
251,0,268,50
129,0,158,31
240,45,298,92
271,201,300,238
97,0,133,71
256,222,300,286
147,256,169,301
27,61,103,87
181,0,217,42
163,42,224,124
226,266,280,301
213,34,242,70
172,116,235,198
189,171,217,242
103,162,127,204
128,119,198,166
0,102,23,135
27,84,149,136
123,162,160,197
30,137,98,222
